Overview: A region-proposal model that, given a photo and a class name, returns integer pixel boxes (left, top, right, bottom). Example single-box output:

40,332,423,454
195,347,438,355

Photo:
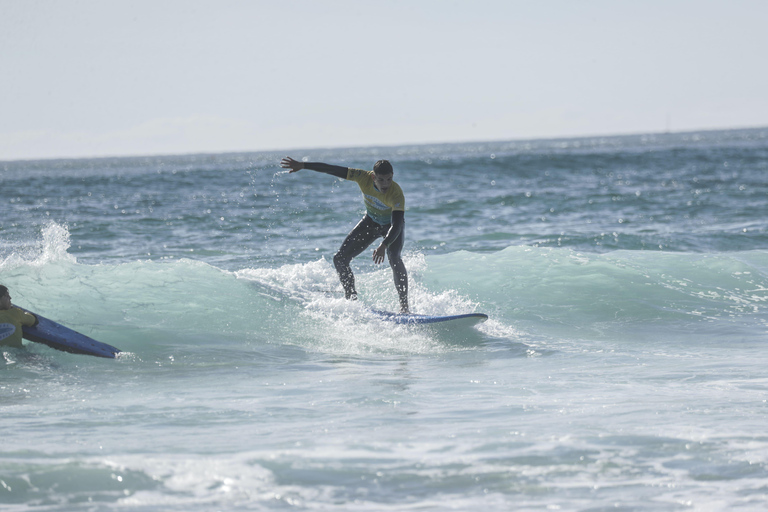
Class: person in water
280,157,409,313
0,285,38,349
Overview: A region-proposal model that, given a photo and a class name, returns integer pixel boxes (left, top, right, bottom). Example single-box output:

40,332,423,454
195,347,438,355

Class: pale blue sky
1,0,766,160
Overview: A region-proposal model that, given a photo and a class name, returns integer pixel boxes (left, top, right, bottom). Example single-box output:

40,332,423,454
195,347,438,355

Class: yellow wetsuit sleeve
18,309,37,327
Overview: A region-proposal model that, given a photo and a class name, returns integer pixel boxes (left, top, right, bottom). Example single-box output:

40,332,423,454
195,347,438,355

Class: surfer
0,285,38,349
280,157,409,313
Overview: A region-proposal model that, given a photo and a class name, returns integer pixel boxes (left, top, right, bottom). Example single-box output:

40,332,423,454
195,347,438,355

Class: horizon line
2,124,767,165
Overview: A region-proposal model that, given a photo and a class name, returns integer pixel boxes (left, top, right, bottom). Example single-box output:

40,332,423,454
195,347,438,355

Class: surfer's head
0,285,10,310
373,160,394,193
373,160,393,176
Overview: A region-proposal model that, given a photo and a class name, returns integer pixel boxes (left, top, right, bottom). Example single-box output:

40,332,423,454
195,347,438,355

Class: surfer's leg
386,227,409,313
333,216,379,300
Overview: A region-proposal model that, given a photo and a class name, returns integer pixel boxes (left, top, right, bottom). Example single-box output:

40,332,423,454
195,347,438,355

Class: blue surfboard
370,309,488,326
19,307,121,359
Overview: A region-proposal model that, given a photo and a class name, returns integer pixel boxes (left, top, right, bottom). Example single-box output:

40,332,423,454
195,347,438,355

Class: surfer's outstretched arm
281,157,347,179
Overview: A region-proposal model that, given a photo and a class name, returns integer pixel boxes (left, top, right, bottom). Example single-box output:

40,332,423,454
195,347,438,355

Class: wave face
2,128,768,510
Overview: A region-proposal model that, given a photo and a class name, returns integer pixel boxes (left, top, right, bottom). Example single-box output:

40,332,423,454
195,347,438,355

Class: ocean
2,127,768,511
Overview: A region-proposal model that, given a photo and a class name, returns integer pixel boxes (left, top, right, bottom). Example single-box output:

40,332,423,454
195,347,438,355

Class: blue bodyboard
370,309,488,326
0,324,14,341
19,307,121,359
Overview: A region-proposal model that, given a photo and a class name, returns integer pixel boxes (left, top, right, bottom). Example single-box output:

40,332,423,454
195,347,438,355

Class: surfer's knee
387,250,402,267
333,251,348,270
388,254,406,275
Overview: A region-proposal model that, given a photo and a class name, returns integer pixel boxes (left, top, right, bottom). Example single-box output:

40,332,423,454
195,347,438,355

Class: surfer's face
0,292,10,310
374,172,393,193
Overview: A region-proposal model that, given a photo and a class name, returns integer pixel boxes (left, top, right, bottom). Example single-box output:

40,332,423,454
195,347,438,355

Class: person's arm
382,210,404,247
372,210,405,264
15,308,38,327
280,157,347,179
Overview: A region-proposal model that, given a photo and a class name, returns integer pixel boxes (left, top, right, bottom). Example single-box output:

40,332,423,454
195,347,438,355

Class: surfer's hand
372,243,387,264
280,157,303,173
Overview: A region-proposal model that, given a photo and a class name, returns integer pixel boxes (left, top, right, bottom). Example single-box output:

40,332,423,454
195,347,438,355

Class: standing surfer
280,157,409,313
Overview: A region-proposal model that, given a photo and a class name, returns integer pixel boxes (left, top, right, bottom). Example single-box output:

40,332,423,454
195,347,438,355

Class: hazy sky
1,0,767,160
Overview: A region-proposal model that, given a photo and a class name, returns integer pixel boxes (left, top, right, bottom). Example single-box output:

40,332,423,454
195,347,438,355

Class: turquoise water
2,128,768,510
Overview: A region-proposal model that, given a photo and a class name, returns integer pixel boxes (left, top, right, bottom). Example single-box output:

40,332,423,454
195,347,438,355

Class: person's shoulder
389,182,405,210
347,168,373,182
15,307,37,325
10,306,34,319
348,168,371,178
0,308,23,321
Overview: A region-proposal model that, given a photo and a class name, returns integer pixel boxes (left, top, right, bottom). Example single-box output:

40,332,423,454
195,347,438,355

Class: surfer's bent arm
382,210,405,247
280,157,347,179
17,308,38,326
372,211,404,264
8,307,37,327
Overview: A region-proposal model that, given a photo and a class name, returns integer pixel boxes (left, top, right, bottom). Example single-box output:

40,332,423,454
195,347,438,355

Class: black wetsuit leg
385,225,409,313
333,216,382,299
333,216,409,312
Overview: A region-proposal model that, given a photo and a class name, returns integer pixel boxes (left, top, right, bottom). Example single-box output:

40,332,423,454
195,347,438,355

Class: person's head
373,160,393,176
0,285,10,310
373,160,394,193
